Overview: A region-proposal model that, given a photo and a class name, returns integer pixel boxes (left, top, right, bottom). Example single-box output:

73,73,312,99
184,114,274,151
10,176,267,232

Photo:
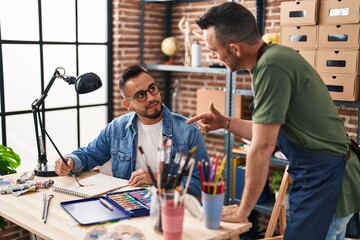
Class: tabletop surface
0,171,251,240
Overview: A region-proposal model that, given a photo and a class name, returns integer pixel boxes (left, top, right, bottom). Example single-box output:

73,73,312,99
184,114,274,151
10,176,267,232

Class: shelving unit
139,0,239,206
139,0,265,207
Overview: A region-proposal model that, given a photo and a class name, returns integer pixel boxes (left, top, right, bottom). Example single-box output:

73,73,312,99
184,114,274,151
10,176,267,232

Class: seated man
55,65,209,197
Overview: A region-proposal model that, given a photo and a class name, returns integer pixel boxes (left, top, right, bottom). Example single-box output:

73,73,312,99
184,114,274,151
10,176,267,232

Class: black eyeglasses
125,83,160,102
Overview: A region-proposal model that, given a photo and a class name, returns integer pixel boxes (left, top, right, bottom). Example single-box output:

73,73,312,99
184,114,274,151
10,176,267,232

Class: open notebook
52,172,130,198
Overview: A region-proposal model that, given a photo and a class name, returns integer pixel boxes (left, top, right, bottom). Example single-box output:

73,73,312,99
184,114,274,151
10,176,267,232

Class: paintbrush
138,146,157,188
173,146,198,189
44,130,84,187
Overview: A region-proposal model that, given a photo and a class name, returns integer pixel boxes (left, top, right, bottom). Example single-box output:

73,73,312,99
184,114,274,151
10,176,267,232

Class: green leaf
0,144,21,176
0,145,21,229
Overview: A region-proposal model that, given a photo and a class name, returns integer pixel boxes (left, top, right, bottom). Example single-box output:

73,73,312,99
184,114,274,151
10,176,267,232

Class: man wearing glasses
55,65,209,197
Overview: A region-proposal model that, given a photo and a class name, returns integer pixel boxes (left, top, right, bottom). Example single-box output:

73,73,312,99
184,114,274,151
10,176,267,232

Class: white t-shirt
136,119,163,173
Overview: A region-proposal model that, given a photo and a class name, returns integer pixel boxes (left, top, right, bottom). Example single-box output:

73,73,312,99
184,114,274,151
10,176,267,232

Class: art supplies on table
139,140,198,234
106,188,151,217
1,179,54,195
139,140,198,208
198,153,227,229
60,188,151,225
42,193,54,223
198,154,227,195
52,172,129,198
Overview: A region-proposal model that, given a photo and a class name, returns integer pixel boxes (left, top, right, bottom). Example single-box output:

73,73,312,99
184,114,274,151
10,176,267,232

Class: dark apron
277,131,346,240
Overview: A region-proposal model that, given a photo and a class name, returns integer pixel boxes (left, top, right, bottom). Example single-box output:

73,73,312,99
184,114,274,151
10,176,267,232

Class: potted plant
0,144,21,229
269,170,290,210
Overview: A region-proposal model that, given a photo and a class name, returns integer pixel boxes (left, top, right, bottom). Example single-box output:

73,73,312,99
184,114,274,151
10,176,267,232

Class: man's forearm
238,146,272,218
227,118,253,141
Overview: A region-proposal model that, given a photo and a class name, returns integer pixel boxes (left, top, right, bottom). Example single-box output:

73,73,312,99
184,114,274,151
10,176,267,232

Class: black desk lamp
32,67,102,177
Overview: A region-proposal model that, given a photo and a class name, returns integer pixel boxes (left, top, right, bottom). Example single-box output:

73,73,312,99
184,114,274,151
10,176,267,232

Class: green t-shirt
251,44,359,216
251,44,349,155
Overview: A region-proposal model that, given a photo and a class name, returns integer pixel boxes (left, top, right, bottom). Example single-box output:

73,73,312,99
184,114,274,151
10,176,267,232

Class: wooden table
0,172,251,240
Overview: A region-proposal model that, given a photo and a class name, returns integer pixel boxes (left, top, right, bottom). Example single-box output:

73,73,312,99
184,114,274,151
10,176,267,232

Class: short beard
144,109,162,119
133,101,162,120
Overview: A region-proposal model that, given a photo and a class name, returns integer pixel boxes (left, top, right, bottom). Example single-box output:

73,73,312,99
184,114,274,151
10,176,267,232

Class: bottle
150,186,162,232
191,42,201,67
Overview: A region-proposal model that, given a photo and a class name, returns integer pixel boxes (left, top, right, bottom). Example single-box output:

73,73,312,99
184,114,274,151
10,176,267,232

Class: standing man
55,65,209,197
187,2,360,239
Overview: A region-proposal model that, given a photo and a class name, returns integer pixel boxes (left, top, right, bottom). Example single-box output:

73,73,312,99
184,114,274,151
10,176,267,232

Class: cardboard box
321,74,359,101
280,1,318,26
316,50,360,75
318,24,360,49
295,49,316,68
196,89,243,118
281,26,318,49
235,165,271,203
319,0,360,24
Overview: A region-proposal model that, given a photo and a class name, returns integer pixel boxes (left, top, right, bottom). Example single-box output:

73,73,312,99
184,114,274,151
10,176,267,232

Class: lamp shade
75,72,102,94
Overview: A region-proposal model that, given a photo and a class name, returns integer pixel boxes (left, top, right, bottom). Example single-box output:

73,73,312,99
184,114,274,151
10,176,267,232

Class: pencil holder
160,191,185,240
202,191,224,229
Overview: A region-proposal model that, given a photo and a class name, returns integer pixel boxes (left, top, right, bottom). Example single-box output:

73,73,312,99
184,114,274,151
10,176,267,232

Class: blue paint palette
60,188,151,225
106,188,151,217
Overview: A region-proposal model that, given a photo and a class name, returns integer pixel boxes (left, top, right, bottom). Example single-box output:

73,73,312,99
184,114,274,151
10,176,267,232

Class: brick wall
2,0,357,238
0,220,30,240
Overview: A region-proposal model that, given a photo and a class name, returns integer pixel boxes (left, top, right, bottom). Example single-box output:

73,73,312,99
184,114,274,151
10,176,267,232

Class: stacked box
196,89,243,118
280,0,360,101
280,1,318,68
317,0,360,101
318,0,360,24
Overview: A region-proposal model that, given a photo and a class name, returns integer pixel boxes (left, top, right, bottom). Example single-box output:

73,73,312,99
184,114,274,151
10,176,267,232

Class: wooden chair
263,165,291,240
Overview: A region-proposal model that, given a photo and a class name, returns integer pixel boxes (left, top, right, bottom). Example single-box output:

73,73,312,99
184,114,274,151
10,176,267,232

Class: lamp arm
32,69,61,108
32,109,46,165
31,69,61,167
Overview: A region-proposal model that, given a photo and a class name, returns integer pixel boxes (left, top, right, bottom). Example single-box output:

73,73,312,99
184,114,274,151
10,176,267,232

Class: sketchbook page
52,172,129,198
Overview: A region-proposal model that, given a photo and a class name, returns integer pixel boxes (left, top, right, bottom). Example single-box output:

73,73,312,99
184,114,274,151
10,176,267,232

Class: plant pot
275,191,290,210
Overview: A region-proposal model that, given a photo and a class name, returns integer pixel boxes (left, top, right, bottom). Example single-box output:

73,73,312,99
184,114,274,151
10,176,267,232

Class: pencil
99,198,113,211
214,156,227,195
217,156,227,178
213,152,220,182
198,161,205,183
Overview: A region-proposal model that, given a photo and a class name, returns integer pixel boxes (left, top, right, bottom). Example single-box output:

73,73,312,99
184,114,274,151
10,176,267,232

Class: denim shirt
66,104,209,197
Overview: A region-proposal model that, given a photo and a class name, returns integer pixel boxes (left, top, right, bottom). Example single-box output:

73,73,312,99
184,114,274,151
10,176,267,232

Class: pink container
161,200,185,240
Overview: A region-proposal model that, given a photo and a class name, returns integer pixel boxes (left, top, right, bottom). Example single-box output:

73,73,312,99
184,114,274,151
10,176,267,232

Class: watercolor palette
60,188,151,225
106,188,151,217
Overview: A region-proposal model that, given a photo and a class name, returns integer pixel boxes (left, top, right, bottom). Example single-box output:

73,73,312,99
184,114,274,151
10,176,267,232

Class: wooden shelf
233,148,289,167
144,64,227,75
233,197,290,217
